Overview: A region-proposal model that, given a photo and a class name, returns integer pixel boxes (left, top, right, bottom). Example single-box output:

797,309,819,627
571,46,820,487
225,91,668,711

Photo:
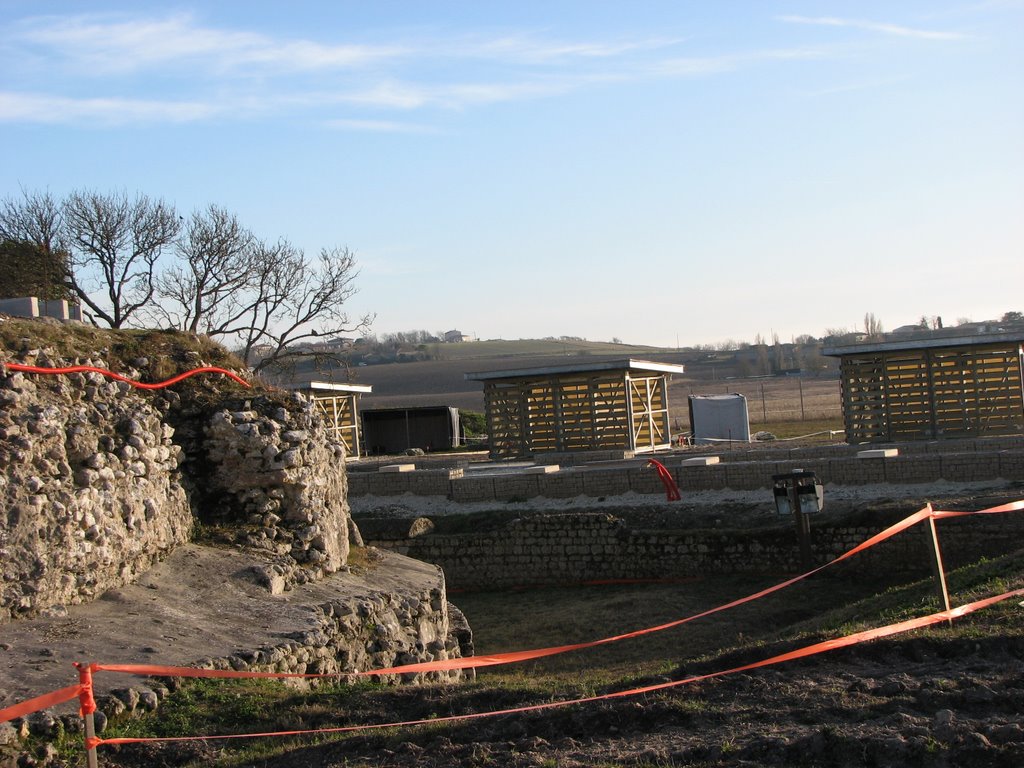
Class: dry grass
455,571,890,687
669,376,842,431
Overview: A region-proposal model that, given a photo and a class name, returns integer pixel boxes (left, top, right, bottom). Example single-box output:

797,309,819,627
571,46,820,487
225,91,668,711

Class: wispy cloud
13,12,406,75
455,34,684,63
778,15,970,41
0,91,219,124
11,13,677,76
0,11,841,127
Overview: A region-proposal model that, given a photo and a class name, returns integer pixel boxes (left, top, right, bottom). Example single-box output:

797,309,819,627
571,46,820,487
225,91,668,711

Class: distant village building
307,336,354,353
466,359,685,459
444,330,475,343
824,332,1024,443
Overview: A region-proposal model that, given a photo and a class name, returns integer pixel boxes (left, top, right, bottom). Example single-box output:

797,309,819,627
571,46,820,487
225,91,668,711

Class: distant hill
269,338,701,412
262,338,841,431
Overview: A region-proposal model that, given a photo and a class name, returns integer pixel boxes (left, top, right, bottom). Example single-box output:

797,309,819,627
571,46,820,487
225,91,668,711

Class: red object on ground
647,458,681,500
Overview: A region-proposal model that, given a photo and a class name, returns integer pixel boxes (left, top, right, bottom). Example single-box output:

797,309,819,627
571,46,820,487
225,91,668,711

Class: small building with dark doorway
466,359,685,459
824,332,1024,443
362,406,463,455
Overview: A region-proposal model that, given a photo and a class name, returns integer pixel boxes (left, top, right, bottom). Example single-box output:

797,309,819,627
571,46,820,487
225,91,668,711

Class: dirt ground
8,483,1024,767
102,632,1024,768
95,485,1024,768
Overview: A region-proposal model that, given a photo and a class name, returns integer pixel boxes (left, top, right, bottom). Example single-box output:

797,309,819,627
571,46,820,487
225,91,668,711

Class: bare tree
0,188,65,254
157,227,372,372
236,243,373,372
155,205,255,333
5,188,372,369
863,312,884,340
62,190,180,327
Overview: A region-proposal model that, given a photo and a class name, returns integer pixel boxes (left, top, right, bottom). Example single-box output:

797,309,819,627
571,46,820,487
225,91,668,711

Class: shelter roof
464,358,685,381
823,331,1024,357
284,380,372,394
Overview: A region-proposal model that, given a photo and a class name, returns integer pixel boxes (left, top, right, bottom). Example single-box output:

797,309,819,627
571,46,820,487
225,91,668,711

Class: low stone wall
363,511,1024,590
1,548,474,744
89,594,471,730
348,439,1024,504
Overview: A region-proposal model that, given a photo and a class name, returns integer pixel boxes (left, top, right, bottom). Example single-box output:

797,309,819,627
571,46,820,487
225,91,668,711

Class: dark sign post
773,470,824,571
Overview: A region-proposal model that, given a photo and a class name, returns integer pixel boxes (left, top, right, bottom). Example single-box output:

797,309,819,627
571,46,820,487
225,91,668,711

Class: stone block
884,455,941,484
493,475,541,500
379,464,416,473
998,450,1024,481
680,456,719,466
0,296,39,318
857,448,898,459
525,464,559,474
39,299,69,320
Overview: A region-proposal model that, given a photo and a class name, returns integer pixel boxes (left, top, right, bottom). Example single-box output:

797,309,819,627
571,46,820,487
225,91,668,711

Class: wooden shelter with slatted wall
824,333,1024,443
466,360,685,459
292,381,372,459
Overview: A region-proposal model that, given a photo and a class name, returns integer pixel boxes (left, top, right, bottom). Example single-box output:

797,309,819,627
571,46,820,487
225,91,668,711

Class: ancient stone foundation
362,511,1024,590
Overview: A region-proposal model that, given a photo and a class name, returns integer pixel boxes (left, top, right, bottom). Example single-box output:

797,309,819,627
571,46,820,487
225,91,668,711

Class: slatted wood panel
839,343,1024,443
482,382,528,459
482,371,657,459
312,394,361,457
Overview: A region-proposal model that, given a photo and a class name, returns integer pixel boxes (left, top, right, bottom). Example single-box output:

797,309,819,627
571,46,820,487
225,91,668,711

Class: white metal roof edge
464,358,686,381
823,331,1024,357
288,381,373,393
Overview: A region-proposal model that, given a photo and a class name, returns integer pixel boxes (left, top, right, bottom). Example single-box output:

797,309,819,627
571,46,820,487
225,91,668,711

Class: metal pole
924,512,952,626
83,712,99,768
790,483,812,570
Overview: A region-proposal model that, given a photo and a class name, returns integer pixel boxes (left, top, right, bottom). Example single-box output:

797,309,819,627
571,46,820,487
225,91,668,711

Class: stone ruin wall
175,393,352,591
0,364,192,622
363,511,1024,590
0,347,353,622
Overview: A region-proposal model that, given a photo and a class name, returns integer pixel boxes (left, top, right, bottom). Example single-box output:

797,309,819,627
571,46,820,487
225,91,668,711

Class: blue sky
2,1,1022,347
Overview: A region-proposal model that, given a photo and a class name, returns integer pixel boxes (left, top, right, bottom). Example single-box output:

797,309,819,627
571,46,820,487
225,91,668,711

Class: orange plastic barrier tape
0,683,83,725
933,499,1024,518
91,587,1024,749
7,500,1020,727
3,362,250,390
94,500,1020,681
